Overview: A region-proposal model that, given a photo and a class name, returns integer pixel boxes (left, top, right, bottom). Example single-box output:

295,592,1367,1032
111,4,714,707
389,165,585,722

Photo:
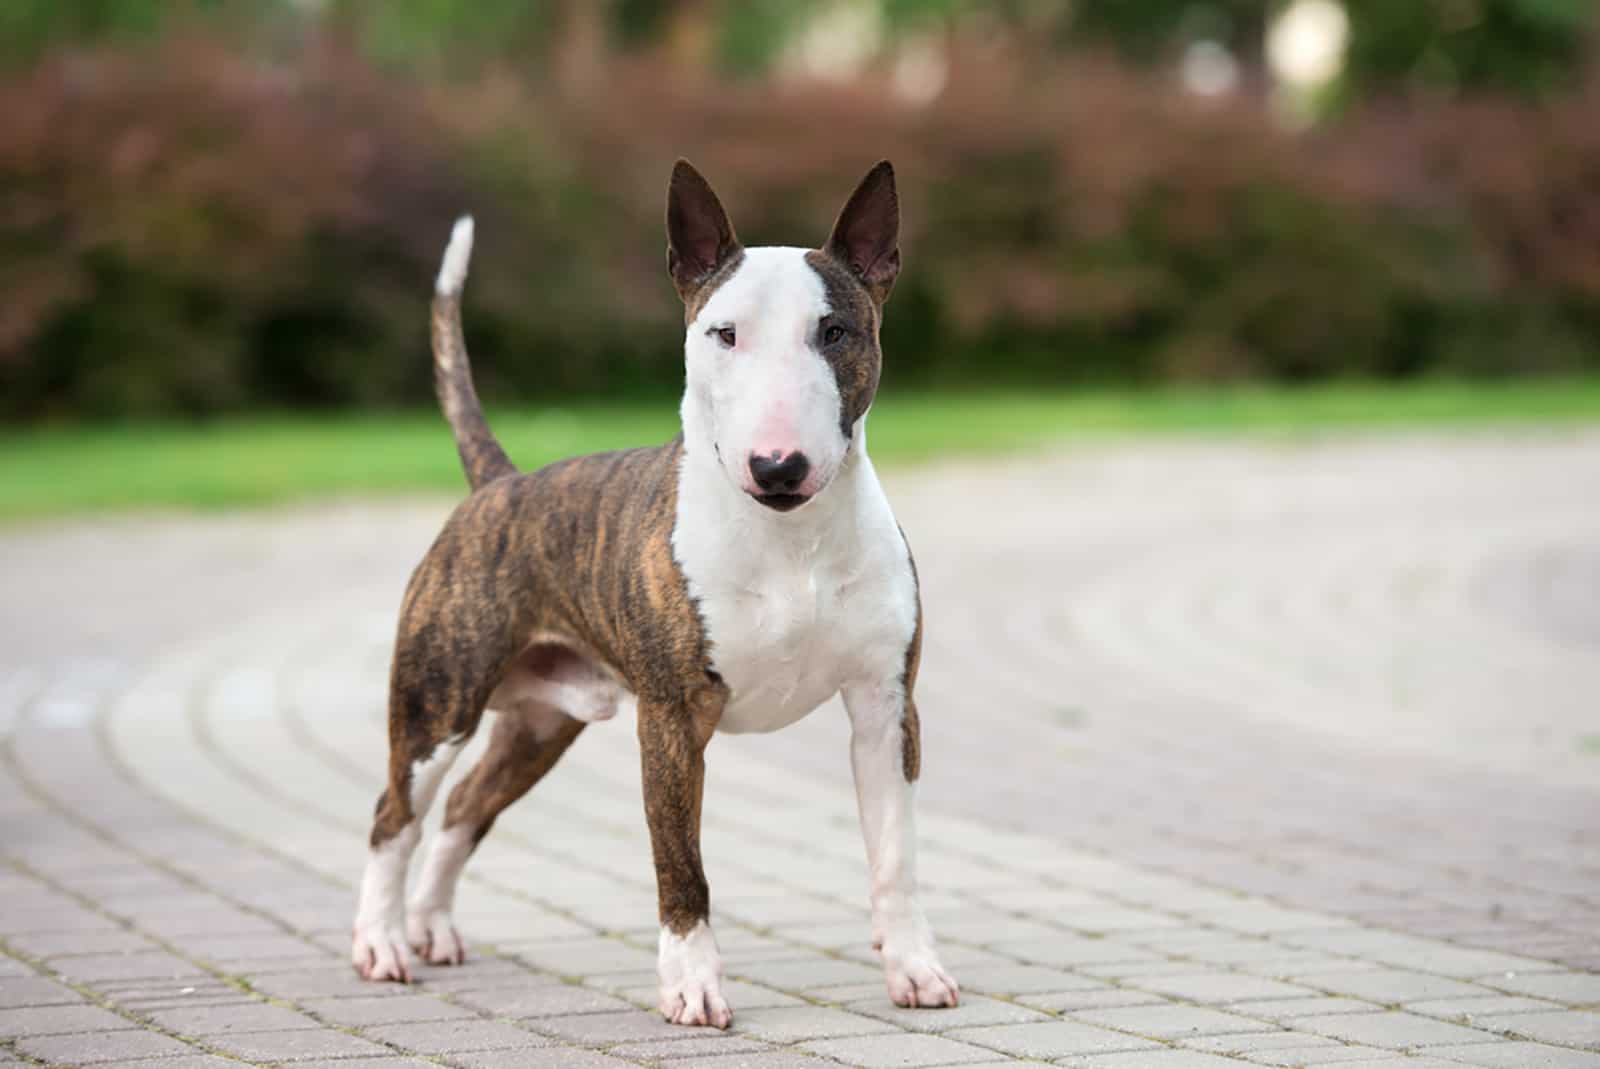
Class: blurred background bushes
2,0,1598,421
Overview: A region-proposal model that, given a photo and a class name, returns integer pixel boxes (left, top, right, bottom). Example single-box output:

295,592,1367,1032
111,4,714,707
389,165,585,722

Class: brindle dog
351,161,958,1028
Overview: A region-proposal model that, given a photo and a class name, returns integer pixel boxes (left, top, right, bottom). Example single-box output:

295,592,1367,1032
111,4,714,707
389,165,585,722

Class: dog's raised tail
432,216,516,491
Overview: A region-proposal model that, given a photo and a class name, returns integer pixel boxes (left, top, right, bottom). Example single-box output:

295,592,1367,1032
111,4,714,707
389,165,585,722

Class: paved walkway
2,431,1598,1068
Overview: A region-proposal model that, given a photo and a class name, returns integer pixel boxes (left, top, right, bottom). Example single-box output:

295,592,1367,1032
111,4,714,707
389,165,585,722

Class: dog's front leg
638,691,731,1028
843,680,959,1008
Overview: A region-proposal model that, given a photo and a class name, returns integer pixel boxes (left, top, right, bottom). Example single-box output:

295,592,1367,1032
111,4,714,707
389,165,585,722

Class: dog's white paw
883,947,959,1008
351,922,414,983
657,920,731,1029
874,906,958,1008
406,908,466,966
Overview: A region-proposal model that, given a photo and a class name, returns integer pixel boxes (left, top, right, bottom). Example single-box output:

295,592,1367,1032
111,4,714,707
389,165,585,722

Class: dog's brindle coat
351,161,956,1027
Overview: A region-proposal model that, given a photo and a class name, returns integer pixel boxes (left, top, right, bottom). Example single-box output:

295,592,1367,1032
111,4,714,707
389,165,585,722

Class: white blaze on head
681,247,846,499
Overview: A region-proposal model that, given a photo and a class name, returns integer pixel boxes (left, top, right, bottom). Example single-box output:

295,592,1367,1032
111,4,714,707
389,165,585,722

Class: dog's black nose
749,451,810,494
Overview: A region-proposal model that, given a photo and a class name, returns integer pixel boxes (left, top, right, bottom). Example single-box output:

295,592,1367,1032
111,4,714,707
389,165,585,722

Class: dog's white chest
698,559,859,733
672,453,917,736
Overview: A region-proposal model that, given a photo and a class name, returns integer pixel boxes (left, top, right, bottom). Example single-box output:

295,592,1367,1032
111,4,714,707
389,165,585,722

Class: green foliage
328,0,553,69
1342,0,1593,95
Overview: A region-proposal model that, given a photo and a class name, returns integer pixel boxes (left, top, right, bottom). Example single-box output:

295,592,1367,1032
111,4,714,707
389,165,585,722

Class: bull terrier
350,160,957,1027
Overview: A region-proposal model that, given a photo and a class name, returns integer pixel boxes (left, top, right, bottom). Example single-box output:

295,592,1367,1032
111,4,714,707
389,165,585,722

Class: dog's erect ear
825,160,900,304
667,159,741,302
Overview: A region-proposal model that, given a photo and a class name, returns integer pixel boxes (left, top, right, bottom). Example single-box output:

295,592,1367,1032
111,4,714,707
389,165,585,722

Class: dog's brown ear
667,159,741,303
825,160,900,304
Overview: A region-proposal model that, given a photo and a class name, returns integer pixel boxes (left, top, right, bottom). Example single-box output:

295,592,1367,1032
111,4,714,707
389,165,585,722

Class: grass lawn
4,380,1599,521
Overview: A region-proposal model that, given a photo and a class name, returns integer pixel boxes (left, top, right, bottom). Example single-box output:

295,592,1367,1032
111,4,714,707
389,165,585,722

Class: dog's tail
431,216,516,491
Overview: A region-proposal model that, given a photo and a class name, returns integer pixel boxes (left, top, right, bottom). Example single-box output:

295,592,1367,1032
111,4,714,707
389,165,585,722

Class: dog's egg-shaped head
667,160,900,513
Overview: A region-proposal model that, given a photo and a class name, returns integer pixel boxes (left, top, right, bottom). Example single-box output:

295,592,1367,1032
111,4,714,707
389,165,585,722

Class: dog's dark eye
714,327,736,349
823,324,847,346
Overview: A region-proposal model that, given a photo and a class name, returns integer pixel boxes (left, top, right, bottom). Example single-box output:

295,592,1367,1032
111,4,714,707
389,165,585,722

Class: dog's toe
352,925,413,984
885,954,959,1009
407,910,467,966
660,979,731,1029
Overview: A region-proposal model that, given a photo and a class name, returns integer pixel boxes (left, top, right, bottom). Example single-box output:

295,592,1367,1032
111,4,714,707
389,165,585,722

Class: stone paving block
505,939,657,976
287,1059,441,1069
94,1058,239,1069
1232,994,1386,1019
1471,1010,1600,1047
205,1027,393,1061
1242,1044,1410,1066
305,993,476,1027
146,1000,321,1034
1079,961,1210,981
1289,1010,1501,1050
6,929,158,958
948,1021,1162,1059
1321,1059,1490,1069
51,950,210,983
989,937,1163,969
1295,969,1495,1003
607,1034,773,1061
0,1003,138,1037
1490,972,1600,1005
15,1029,197,1063
1425,1040,1600,1067
1017,989,1167,1014
532,1009,701,1044
802,1032,1002,1067
1178,1031,1340,1055
1057,1051,1256,1068
1131,973,1315,1005
365,1018,553,1053
1405,995,1559,1021
953,964,1104,996
735,957,883,991
443,1049,654,1068
0,975,87,1008
731,1005,897,1043
245,967,390,1000
688,1055,844,1069
456,982,635,1018
846,993,1051,1033
1070,1004,1264,1040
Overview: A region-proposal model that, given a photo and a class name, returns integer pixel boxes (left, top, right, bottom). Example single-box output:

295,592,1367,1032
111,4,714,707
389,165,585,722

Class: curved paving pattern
2,430,1598,1068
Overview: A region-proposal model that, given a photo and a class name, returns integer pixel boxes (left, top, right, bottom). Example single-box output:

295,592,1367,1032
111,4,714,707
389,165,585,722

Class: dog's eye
713,326,736,349
823,324,847,346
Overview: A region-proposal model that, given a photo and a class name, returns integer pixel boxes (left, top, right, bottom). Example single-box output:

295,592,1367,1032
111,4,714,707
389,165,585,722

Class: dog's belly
487,637,631,724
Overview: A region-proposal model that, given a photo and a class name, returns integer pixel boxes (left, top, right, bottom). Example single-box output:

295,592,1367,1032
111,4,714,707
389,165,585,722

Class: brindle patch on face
804,250,882,442
681,249,747,327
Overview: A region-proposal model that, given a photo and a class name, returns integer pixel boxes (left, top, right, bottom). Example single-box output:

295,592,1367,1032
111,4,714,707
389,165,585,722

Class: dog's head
668,160,900,513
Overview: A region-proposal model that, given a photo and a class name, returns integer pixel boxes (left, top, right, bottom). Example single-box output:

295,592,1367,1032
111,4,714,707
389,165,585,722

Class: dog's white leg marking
843,681,958,1009
406,822,473,965
352,736,464,982
658,920,730,1029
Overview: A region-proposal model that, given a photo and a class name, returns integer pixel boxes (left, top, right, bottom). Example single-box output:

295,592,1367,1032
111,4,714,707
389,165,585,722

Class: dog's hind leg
352,710,470,982
407,701,586,964
352,574,511,982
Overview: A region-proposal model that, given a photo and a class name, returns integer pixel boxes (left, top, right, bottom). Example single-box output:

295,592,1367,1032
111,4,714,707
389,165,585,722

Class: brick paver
3,433,1598,1066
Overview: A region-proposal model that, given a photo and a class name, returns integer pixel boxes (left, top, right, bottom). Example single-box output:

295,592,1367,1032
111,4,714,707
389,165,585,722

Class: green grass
4,380,1600,521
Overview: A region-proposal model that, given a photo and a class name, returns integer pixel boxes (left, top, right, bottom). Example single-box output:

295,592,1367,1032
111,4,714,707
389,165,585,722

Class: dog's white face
681,248,851,511
667,160,900,514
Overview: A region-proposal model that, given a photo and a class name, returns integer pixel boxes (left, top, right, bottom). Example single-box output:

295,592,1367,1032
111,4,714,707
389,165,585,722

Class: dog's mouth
752,492,810,513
